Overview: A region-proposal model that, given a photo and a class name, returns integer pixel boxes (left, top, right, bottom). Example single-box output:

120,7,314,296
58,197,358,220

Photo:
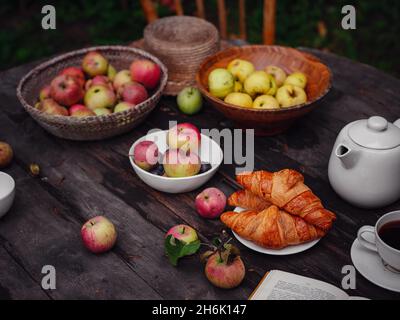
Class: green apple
93,107,112,116
267,74,277,96
208,68,235,99
177,87,203,115
253,95,280,109
244,71,271,98
114,102,136,113
224,92,253,108
284,72,307,89
265,66,287,87
84,85,116,110
276,85,307,108
107,64,117,81
227,59,255,83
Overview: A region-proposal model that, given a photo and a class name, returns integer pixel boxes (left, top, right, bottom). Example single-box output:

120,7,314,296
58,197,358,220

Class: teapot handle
394,119,400,128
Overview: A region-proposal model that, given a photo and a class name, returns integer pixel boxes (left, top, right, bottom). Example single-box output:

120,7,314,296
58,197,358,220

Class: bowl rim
0,172,15,201
16,45,168,123
195,44,332,114
128,130,223,182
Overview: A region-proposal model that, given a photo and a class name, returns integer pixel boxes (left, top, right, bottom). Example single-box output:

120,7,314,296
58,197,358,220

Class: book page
250,270,349,300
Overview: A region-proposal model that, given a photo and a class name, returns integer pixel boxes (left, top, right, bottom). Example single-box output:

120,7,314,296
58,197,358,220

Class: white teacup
0,172,15,218
357,211,400,272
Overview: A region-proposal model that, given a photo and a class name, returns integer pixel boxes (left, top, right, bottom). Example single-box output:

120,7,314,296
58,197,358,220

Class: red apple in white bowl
133,140,159,171
81,216,117,254
69,104,96,117
163,149,201,178
165,224,198,244
195,187,227,219
82,51,109,77
59,67,86,88
130,59,161,89
167,123,201,154
50,74,84,106
84,85,116,110
118,82,148,105
113,70,132,91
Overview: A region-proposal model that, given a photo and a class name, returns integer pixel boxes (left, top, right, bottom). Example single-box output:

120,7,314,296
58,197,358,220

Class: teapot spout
335,143,357,168
394,119,400,128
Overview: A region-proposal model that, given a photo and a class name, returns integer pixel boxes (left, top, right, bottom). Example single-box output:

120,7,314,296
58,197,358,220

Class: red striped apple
50,75,84,106
195,187,227,219
81,216,117,254
84,85,116,110
69,104,95,117
165,225,198,244
59,67,86,88
82,51,108,77
163,149,201,178
113,70,131,91
167,123,201,153
37,98,68,116
130,59,161,89
133,140,159,171
118,82,148,105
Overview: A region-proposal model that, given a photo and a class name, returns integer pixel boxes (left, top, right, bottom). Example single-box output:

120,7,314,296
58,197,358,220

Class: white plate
231,207,320,255
351,238,400,293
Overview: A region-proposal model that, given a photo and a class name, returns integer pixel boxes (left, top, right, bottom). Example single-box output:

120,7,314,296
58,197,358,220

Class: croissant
221,205,325,249
228,190,272,211
236,169,336,231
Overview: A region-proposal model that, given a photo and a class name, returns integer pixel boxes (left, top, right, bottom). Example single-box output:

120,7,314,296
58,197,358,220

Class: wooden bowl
196,45,332,135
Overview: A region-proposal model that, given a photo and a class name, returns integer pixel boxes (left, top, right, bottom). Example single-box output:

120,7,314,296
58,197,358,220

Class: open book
250,270,368,300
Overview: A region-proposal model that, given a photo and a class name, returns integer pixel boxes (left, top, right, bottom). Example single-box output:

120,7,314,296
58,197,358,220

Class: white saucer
351,238,400,293
231,207,320,255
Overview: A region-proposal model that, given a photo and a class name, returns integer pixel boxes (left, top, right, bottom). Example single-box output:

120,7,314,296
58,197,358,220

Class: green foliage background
0,0,399,77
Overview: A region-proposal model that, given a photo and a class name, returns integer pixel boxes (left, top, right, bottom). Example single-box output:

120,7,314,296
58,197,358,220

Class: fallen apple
227,59,255,83
276,85,307,108
84,85,116,110
162,149,201,178
82,51,109,77
130,59,161,89
253,95,280,109
165,224,200,266
195,187,227,219
114,102,136,113
0,141,13,168
208,68,235,99
167,123,201,154
59,67,86,88
284,72,307,89
37,98,69,116
133,140,159,171
81,216,117,254
165,224,198,244
118,82,148,105
244,71,271,98
224,92,253,108
113,70,132,91
50,74,84,106
265,65,287,87
69,104,96,117
177,87,203,115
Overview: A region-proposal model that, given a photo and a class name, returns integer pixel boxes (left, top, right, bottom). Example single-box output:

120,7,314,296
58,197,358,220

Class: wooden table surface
0,47,399,300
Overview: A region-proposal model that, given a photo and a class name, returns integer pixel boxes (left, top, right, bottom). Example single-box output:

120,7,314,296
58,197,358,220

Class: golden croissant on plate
221,205,325,249
236,169,336,231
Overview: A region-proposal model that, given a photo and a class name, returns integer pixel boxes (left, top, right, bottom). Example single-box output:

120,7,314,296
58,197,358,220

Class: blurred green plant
0,0,399,77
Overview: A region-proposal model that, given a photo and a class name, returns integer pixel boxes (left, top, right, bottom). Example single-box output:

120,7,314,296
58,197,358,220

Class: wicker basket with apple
196,45,332,136
17,46,168,141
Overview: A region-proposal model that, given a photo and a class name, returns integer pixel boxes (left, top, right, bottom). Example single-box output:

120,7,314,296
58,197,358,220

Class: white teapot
328,116,400,209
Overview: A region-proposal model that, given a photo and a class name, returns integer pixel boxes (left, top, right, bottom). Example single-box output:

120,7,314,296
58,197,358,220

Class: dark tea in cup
379,220,400,251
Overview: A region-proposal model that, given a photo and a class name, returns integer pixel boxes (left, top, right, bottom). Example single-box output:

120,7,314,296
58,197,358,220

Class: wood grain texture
263,0,276,45
0,47,399,300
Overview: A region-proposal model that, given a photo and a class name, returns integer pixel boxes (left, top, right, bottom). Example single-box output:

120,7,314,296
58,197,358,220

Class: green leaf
164,235,200,266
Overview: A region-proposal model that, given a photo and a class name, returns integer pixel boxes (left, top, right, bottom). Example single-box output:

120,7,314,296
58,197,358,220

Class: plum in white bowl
128,130,223,193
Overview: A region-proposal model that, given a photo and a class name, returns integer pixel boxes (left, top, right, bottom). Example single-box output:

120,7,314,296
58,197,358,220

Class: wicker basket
16,46,168,141
131,16,225,96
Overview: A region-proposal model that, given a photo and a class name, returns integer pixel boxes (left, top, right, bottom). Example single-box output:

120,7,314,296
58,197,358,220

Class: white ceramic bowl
0,172,15,218
128,130,223,193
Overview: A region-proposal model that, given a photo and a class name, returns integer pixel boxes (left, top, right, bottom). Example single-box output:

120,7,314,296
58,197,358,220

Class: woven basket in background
17,46,168,141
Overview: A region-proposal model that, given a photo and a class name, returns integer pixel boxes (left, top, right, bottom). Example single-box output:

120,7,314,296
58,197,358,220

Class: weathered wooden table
0,48,399,300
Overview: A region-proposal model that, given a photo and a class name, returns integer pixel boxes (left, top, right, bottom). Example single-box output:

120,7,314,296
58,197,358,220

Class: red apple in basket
162,149,201,178
69,104,95,117
133,140,159,171
81,216,117,253
39,85,51,101
82,51,109,77
85,75,113,91
165,225,198,244
195,187,227,219
36,98,69,116
130,59,161,89
50,74,84,106
167,123,201,153
59,67,86,88
84,85,116,110
118,82,148,105
113,70,132,90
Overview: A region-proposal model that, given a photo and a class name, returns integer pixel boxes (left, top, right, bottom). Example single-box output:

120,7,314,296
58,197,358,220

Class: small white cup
0,172,15,218
357,211,400,271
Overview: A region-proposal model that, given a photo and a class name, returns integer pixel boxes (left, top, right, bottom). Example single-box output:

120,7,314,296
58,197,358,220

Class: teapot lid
348,116,400,150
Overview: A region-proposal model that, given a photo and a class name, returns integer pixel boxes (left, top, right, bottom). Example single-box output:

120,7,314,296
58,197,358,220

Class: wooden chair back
139,0,276,45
